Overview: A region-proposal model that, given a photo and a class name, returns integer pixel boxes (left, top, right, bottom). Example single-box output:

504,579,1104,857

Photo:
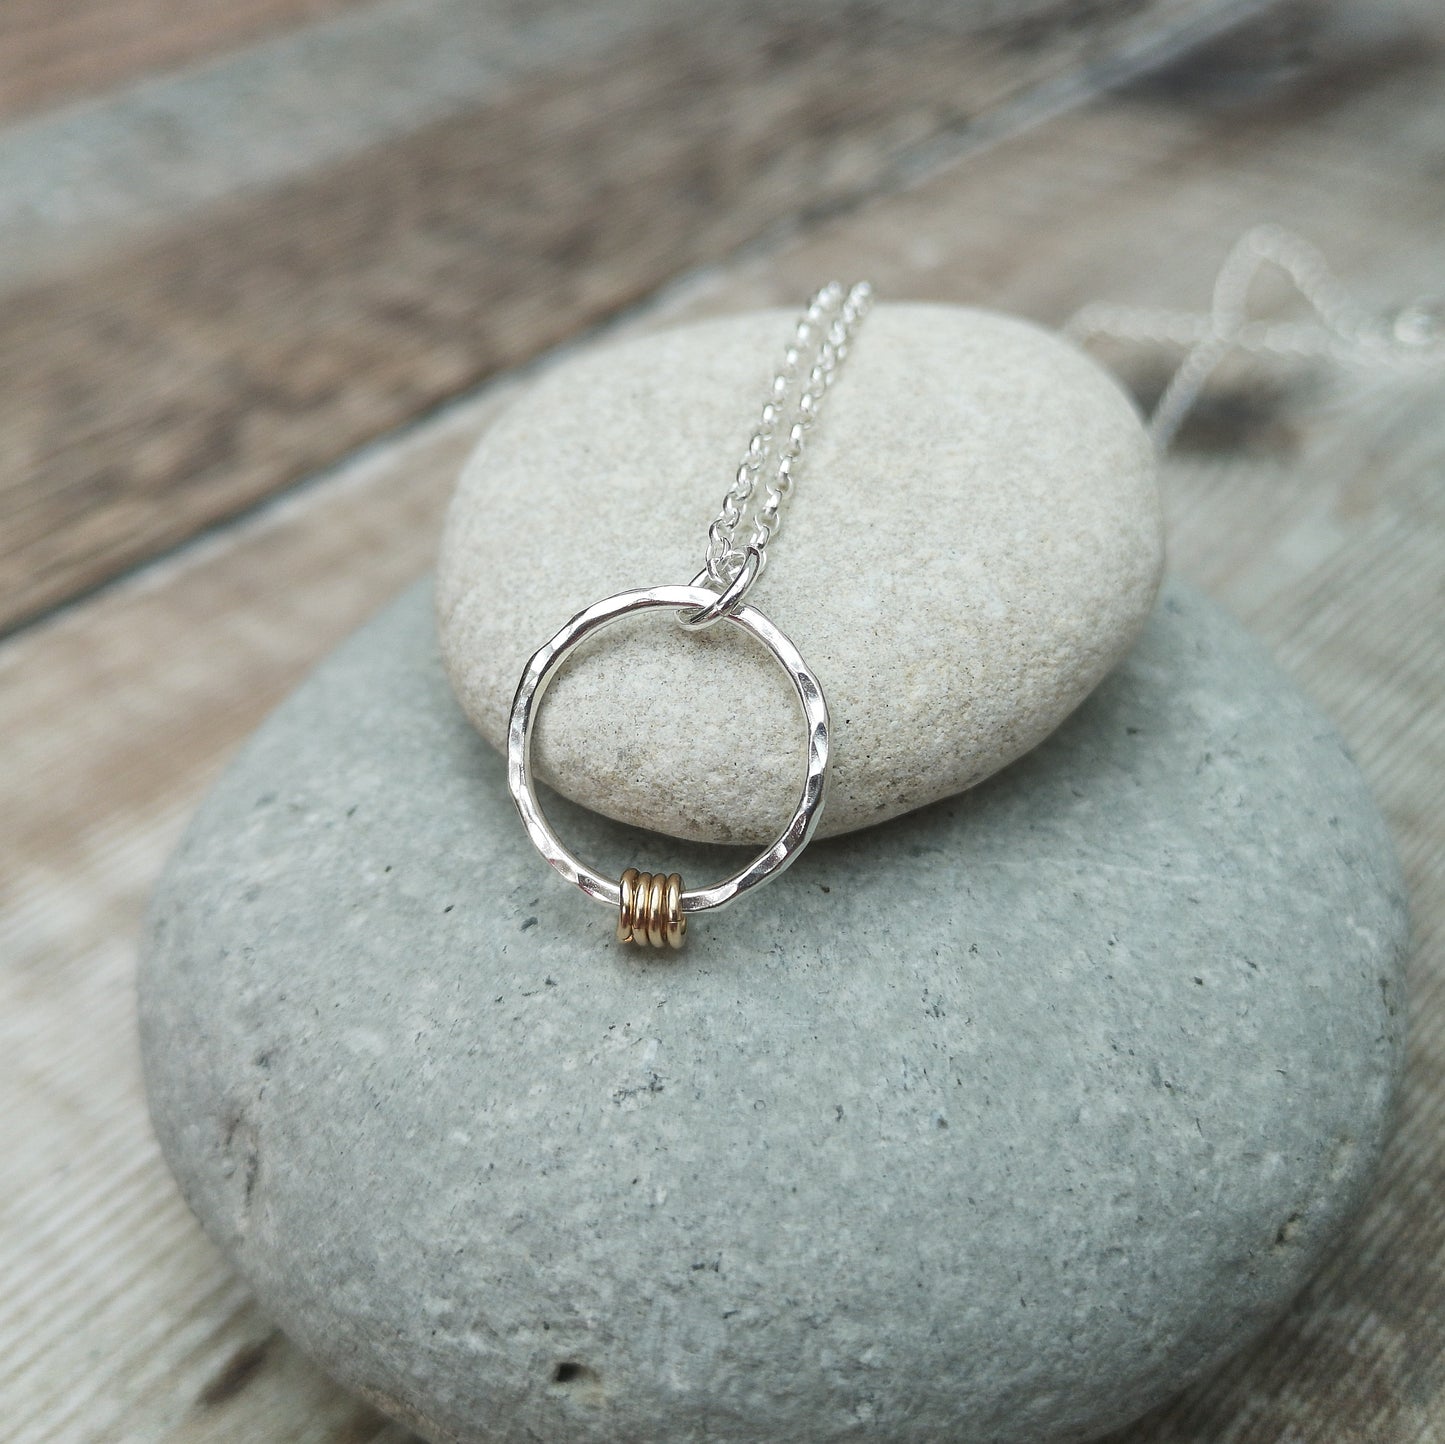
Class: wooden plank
3,3,1444,1440
0,0,367,123
0,0,679,289
0,0,1266,635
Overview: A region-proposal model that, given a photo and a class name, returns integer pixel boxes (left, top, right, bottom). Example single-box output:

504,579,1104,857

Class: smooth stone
436,304,1163,846
140,576,1406,1444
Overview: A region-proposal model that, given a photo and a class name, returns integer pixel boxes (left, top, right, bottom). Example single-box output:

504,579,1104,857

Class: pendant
506,281,870,949
507,580,829,949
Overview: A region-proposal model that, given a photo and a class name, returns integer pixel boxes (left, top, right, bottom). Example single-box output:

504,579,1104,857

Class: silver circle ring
506,584,830,915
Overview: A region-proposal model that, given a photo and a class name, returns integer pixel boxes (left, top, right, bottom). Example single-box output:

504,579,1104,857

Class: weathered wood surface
0,0,366,122
0,0,1263,635
2,1,1444,1441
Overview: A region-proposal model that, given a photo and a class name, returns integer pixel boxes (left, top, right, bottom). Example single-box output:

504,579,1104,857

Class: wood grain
0,0,1264,635
2,2,1444,1441
0,0,367,122
0,0,681,291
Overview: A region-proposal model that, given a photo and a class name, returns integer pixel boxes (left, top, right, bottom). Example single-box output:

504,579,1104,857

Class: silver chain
702,280,873,589
1065,224,1445,451
685,231,1441,621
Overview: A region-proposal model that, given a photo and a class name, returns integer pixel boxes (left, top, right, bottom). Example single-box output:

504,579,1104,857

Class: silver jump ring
678,546,762,632
507,583,830,918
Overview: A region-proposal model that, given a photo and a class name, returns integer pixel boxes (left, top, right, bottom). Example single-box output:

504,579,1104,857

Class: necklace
507,232,1439,952
507,281,873,949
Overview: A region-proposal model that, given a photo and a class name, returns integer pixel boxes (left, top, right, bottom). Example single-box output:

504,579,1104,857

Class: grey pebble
140,575,1406,1444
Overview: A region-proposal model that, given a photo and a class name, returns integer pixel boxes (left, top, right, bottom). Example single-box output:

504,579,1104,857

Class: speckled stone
139,576,1406,1444
435,304,1163,846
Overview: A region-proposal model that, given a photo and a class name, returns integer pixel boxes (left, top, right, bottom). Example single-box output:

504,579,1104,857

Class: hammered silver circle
506,584,830,915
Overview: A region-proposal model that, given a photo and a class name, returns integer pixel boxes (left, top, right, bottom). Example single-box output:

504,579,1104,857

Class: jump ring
678,546,761,632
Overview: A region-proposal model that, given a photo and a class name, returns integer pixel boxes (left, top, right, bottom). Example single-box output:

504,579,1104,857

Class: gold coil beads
617,869,686,948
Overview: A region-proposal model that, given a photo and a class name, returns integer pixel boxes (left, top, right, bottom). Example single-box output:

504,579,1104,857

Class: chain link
1065,224,1445,451
701,280,873,591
